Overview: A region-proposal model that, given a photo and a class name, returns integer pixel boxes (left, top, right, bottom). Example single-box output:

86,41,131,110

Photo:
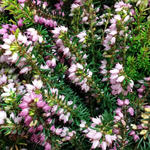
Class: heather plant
0,0,150,150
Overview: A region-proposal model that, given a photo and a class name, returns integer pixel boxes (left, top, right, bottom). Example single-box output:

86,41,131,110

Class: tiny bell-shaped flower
117,99,124,106
127,107,134,116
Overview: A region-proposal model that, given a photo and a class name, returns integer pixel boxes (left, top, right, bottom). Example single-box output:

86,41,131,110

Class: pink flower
68,73,77,80
92,117,101,125
34,15,39,23
115,108,122,115
43,105,51,112
30,92,37,100
121,119,126,126
23,95,32,103
80,120,86,128
0,111,7,124
0,29,7,34
82,16,88,22
18,19,23,27
110,74,118,80
50,125,55,132
36,125,43,131
109,30,117,36
101,141,107,150
133,134,139,141
1,44,10,50
3,38,12,45
118,112,123,118
91,140,99,149
105,134,112,143
51,58,56,67
127,107,134,116
93,132,102,139
51,105,58,114
11,53,19,63
104,5,110,9
124,99,129,105
86,130,96,138
123,15,129,23
110,69,119,74
129,130,135,136
24,115,32,126
137,88,144,93
4,50,12,55
117,99,124,106
0,74,7,84
57,108,64,115
19,102,28,109
116,75,125,82
63,47,69,55
19,108,29,116
56,128,62,135
77,31,86,42
130,9,136,16
115,63,123,70
18,0,26,2
63,115,69,123
32,80,43,89
114,116,121,121
111,37,116,45
45,142,51,150
19,67,32,74
47,19,53,27
37,100,46,108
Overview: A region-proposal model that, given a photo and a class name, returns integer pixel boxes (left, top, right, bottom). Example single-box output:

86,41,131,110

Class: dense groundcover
0,0,150,149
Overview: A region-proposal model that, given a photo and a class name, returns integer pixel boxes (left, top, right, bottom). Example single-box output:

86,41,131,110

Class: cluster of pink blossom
102,3,134,51
0,24,17,38
0,111,22,127
17,78,78,149
52,26,93,93
33,0,65,28
110,63,134,95
70,0,99,24
52,26,88,65
69,0,85,17
0,26,43,74
9,112,22,124
50,126,76,141
68,63,92,92
0,111,23,138
0,69,7,86
33,0,48,8
39,55,56,70
51,26,72,61
18,0,48,8
137,77,150,98
99,0,135,71
45,87,76,124
20,79,77,125
34,15,57,28
30,126,76,150
137,84,146,98
76,30,87,43
99,60,108,82
112,99,140,148
81,116,117,150
0,68,25,105
54,0,64,10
